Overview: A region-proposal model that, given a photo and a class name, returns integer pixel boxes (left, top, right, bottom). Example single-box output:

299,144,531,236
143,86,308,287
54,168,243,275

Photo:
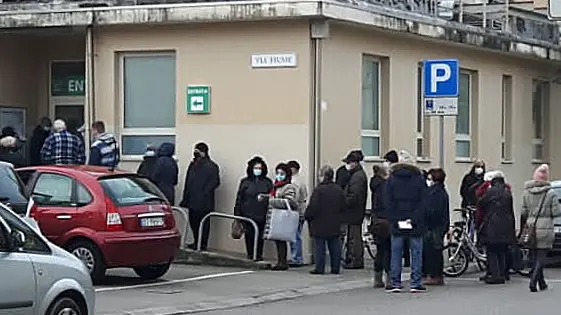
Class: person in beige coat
259,162,298,270
520,164,561,292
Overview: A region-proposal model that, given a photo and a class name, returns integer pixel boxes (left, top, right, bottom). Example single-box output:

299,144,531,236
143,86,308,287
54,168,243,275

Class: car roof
0,161,14,169
16,165,131,179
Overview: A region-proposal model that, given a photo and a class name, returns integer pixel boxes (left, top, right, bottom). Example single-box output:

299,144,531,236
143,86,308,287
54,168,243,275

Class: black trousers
342,224,364,267
487,244,508,281
243,220,265,260
422,241,443,277
275,241,288,266
530,249,548,289
374,238,391,273
189,210,211,250
314,236,341,273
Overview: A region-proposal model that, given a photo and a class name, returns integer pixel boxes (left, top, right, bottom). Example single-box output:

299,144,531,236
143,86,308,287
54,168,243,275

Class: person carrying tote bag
259,163,299,271
520,164,561,292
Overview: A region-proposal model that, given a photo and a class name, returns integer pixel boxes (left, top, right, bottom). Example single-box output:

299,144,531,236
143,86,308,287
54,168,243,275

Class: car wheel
133,262,172,280
66,240,106,284
47,297,82,315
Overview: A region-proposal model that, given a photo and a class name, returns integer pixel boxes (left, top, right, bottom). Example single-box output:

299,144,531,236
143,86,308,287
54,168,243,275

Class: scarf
271,180,288,197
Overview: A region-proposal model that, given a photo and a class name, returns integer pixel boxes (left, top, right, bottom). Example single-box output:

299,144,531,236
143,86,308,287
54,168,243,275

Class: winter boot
374,272,385,288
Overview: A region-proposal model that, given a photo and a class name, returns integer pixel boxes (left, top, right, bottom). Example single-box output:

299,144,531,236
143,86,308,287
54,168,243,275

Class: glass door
54,104,84,129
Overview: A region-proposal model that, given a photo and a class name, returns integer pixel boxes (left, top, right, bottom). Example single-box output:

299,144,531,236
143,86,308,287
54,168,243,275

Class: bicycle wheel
517,247,534,277
443,243,469,277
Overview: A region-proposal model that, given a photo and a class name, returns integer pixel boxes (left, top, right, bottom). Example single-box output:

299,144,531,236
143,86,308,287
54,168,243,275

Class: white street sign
424,97,458,116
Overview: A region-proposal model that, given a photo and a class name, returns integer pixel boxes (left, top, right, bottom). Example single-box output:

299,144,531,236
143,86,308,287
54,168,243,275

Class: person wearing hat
137,145,158,177
335,150,363,190
341,150,368,269
180,142,221,251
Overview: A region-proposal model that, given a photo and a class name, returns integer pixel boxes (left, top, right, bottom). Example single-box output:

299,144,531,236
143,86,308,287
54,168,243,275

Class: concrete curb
98,278,376,315
174,249,273,270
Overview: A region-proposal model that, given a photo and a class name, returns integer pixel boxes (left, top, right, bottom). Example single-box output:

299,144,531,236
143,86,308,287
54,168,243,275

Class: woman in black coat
460,159,486,208
423,168,450,286
370,165,391,289
477,172,516,285
234,156,273,261
305,165,346,275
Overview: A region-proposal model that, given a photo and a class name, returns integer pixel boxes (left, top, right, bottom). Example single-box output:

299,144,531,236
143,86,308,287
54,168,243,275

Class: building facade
0,0,560,259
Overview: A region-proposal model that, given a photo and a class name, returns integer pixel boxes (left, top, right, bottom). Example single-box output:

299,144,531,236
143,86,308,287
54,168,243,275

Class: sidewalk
96,265,382,315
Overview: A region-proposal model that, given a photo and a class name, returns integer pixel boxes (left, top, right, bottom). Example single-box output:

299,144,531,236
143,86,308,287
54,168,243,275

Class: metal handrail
171,206,189,249
197,212,259,261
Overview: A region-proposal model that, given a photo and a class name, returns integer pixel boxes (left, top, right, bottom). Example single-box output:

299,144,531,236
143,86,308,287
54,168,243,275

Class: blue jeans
390,235,423,288
313,236,341,273
289,221,304,264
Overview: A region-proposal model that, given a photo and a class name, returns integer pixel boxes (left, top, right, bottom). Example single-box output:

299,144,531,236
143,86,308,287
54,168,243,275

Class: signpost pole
439,116,445,168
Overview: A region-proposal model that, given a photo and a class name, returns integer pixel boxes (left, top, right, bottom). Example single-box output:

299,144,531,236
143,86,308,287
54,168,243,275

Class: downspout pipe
84,11,96,153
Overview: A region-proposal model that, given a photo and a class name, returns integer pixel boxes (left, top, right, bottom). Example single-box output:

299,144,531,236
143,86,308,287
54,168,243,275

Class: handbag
519,194,547,249
264,199,300,242
231,220,245,240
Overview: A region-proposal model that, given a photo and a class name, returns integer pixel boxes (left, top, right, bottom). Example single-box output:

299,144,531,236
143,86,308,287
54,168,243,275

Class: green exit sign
51,76,85,96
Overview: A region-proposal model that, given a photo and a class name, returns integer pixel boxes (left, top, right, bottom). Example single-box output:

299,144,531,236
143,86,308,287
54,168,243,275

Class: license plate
140,217,164,228
555,227,561,234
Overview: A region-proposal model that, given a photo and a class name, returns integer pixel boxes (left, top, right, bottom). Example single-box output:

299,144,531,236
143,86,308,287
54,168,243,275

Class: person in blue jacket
384,150,427,293
151,142,179,205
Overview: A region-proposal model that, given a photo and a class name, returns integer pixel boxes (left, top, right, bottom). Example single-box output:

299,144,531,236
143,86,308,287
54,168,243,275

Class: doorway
50,60,85,132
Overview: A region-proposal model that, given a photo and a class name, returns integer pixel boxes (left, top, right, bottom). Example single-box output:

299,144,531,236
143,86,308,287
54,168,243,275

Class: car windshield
551,187,561,225
99,175,168,206
0,166,28,204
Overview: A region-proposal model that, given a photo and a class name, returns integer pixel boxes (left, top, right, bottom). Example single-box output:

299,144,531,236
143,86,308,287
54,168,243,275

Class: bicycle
444,207,533,277
340,217,376,263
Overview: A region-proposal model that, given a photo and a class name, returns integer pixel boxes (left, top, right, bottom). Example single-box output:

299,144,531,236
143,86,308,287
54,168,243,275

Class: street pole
439,115,445,168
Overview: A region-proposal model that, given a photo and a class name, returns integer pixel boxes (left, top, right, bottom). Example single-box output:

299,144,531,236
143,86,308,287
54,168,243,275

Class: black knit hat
195,142,209,154
383,150,399,164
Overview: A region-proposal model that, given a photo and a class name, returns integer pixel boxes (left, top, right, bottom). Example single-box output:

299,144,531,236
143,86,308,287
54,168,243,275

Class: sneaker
386,287,402,293
410,286,427,293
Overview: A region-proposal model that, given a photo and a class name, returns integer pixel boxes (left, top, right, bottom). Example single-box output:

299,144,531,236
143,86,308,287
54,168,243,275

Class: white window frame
501,75,513,163
361,56,381,159
118,52,177,159
455,71,472,160
416,63,430,160
532,79,548,163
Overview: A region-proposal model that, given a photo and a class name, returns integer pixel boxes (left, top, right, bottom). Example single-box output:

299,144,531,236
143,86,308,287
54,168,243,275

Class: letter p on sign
423,59,459,98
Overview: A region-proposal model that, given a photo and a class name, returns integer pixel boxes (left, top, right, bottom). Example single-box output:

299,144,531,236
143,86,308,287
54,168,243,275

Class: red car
16,165,181,283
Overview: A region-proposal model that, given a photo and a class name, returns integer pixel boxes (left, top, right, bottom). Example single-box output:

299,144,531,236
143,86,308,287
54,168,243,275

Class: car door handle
56,215,72,220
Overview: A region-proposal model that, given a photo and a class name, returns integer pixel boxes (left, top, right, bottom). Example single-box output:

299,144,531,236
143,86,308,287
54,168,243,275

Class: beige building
1,0,560,259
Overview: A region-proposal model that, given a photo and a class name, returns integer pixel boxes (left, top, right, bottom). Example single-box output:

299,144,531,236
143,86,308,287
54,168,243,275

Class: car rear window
0,166,28,205
98,175,168,206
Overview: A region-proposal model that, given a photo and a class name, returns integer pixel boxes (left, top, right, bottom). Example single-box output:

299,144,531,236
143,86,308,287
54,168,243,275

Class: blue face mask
276,174,286,181
253,169,262,177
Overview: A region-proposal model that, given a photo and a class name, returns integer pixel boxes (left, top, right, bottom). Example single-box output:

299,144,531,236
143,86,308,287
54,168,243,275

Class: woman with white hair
0,136,26,168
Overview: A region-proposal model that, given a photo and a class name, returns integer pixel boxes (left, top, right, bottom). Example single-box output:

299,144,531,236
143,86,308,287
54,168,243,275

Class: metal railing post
171,206,189,249
197,212,260,261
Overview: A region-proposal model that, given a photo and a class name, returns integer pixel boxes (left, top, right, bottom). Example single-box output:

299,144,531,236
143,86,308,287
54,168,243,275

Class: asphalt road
203,273,561,315
94,263,561,315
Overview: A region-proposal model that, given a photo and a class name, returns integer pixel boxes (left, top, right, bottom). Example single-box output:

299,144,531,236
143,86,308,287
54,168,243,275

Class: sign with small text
251,53,297,68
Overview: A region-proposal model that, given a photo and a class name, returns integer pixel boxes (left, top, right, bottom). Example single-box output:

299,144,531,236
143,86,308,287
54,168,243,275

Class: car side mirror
10,230,26,250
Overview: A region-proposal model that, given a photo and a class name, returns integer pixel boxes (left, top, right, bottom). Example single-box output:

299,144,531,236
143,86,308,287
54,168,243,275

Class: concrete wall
93,22,312,257
321,24,560,219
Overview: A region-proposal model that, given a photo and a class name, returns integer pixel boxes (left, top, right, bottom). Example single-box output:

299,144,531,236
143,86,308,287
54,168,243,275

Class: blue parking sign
423,59,459,98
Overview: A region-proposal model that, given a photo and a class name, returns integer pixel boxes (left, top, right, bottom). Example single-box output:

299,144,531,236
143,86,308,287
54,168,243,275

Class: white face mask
318,176,324,183
474,167,484,175
426,179,433,187
345,164,353,170
383,161,391,169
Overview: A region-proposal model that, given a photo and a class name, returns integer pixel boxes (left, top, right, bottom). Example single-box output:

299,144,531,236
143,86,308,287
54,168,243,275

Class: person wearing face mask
261,163,298,270
28,117,52,166
422,168,449,286
382,150,399,170
341,150,368,269
305,165,346,275
180,142,221,251
459,159,486,209
234,156,273,261
335,150,363,190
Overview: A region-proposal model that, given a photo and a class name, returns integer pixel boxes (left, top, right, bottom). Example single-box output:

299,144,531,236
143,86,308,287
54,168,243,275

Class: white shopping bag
264,199,300,242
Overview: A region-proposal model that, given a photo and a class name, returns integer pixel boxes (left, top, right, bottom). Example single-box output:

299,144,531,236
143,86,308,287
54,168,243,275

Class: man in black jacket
341,150,368,269
180,142,220,250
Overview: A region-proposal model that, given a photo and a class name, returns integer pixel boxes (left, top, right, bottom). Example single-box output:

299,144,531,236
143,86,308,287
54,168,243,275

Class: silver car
0,202,95,315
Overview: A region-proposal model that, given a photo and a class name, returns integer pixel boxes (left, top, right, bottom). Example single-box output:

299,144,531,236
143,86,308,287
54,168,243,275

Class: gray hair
318,165,334,182
52,119,66,132
0,136,16,147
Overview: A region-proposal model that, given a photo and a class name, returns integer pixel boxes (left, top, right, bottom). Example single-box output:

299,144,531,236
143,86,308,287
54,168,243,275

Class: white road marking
449,277,561,283
95,270,255,293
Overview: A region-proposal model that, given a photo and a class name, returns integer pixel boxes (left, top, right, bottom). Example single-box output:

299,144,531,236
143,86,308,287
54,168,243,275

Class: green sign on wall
51,75,85,96
186,85,211,114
